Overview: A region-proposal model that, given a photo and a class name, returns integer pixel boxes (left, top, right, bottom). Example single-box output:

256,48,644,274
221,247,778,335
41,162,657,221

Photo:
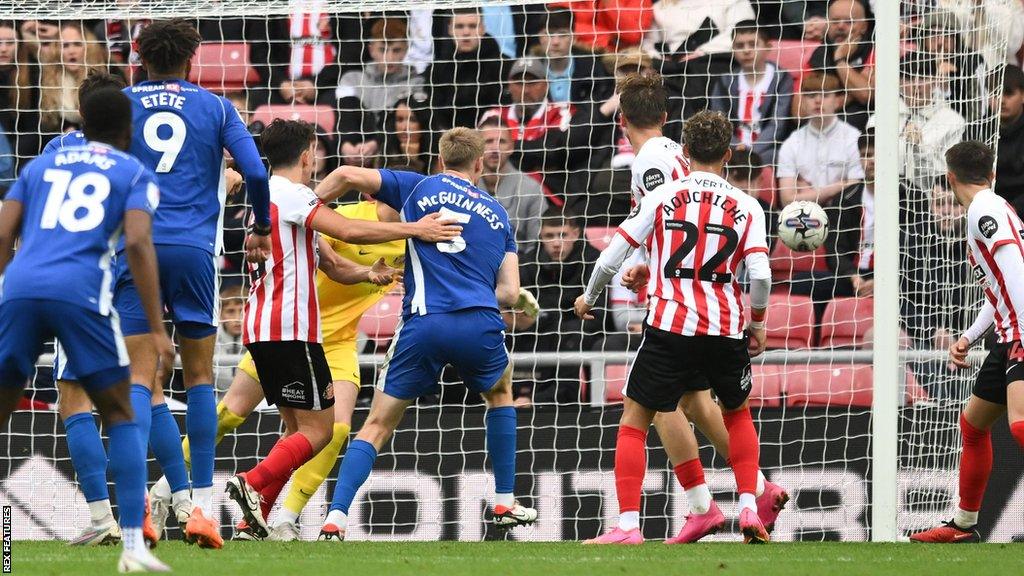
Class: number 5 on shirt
436,206,471,254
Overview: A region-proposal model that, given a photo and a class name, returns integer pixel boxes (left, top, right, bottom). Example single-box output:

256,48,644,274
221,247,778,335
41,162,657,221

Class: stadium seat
604,364,628,403
764,294,816,349
358,293,403,350
820,297,873,349
757,165,776,206
584,227,616,251
188,42,259,92
252,104,337,134
769,241,828,282
750,364,783,407
766,40,821,73
783,364,874,407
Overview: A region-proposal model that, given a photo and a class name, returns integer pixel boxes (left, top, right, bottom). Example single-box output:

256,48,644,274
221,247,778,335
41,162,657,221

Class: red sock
246,433,314,493
673,458,705,490
1010,421,1024,450
722,408,760,495
615,425,647,514
260,475,288,520
958,414,992,512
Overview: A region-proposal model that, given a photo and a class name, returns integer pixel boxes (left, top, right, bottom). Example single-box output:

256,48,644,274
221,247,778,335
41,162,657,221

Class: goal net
2,0,1023,543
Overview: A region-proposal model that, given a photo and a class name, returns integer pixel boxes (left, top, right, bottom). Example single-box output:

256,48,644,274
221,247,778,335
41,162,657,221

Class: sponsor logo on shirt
979,215,999,239
643,168,666,191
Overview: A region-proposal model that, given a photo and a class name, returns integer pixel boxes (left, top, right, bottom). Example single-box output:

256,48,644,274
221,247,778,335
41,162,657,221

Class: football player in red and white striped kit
912,142,1024,543
603,74,786,544
226,119,460,538
576,110,773,544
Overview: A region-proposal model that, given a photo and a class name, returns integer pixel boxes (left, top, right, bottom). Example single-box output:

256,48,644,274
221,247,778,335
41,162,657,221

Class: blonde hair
34,23,108,131
438,127,485,171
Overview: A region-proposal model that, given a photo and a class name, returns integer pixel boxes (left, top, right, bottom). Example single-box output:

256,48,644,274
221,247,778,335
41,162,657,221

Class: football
777,200,829,252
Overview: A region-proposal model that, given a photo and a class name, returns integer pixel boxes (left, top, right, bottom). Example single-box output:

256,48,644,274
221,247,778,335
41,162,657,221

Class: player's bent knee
57,381,94,420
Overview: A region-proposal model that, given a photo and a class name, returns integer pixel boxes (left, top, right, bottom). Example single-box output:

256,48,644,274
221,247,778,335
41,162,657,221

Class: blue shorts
0,299,129,391
114,244,218,339
377,308,508,400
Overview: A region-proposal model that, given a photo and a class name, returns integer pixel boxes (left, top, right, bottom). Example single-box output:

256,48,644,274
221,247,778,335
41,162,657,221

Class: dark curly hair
78,69,126,108
136,19,202,76
683,110,733,164
618,72,667,129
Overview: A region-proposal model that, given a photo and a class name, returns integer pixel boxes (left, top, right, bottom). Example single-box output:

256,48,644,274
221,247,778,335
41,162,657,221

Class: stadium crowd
2,0,1024,404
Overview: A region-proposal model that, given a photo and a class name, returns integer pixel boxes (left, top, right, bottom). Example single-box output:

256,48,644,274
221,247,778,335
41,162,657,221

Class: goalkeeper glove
515,288,540,318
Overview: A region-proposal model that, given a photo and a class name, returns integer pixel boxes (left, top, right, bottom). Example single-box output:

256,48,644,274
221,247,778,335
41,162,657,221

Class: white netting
2,0,1024,543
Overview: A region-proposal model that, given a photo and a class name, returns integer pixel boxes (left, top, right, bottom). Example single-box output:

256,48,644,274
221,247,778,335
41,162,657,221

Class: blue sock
106,421,146,528
150,403,189,493
129,384,152,448
63,412,110,503
485,406,517,495
328,440,378,514
185,384,216,490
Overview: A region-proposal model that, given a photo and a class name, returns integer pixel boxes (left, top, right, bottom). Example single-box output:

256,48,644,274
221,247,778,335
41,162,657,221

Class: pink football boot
664,500,726,544
582,527,644,545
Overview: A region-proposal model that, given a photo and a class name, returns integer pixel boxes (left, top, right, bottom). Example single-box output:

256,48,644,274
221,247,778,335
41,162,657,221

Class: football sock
63,412,110,509
246,433,314,492
88,500,115,528
674,459,711,515
722,407,760,497
185,385,216,512
260,475,288,521
619,511,640,531
121,527,146,554
284,422,350,516
182,400,245,468
738,493,758,514
954,509,979,530
957,414,991,517
756,471,766,497
324,509,348,529
328,439,378,515
485,406,517,506
615,425,647,516
150,403,190,494
129,384,152,448
107,421,145,529
1009,420,1024,449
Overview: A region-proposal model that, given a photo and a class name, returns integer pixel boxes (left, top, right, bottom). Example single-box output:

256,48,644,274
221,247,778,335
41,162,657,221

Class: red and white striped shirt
288,4,337,80
616,171,769,337
966,188,1024,344
244,175,323,345
630,136,690,206
735,64,776,146
479,101,574,142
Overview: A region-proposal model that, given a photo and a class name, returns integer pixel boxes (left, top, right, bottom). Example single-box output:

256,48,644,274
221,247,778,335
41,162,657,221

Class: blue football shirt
41,130,86,155
376,170,517,317
123,79,268,253
1,142,159,314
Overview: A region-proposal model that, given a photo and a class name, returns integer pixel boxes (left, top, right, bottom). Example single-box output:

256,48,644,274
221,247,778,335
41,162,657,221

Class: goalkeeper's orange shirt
317,201,405,345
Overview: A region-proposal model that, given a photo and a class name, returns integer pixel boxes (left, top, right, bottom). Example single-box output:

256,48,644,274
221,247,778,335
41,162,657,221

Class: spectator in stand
336,18,424,167
12,20,61,166
312,132,337,184
725,148,775,241
224,90,252,126
479,57,603,204
898,54,966,194
506,208,609,404
547,1,653,52
777,72,864,206
711,20,795,166
0,21,17,134
530,8,613,105
214,283,246,396
0,123,13,197
379,92,439,174
911,9,985,123
642,0,756,60
804,0,875,132
96,18,146,80
993,64,1024,213
427,7,509,129
477,116,546,254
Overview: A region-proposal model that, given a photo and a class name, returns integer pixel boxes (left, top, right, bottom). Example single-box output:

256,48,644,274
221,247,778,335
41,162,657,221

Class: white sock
171,490,193,519
738,493,757,513
324,509,348,529
618,511,640,531
192,487,213,516
152,475,171,500
685,484,713,515
88,500,115,527
121,527,145,553
495,493,514,508
278,508,300,526
954,508,978,529
756,471,766,497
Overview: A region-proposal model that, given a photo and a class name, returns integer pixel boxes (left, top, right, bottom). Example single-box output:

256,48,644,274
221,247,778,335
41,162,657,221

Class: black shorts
246,341,334,410
973,341,1024,405
626,326,752,412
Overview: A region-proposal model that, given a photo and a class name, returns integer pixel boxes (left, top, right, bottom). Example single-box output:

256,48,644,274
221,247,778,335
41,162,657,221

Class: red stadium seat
358,293,403,350
764,294,816,349
766,40,821,73
783,364,874,407
604,364,628,403
769,241,828,282
252,104,337,135
820,297,873,349
757,165,776,207
584,227,616,251
750,364,783,407
188,43,259,92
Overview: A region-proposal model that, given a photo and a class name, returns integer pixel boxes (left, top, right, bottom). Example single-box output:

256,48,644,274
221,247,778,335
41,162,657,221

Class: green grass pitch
10,541,1024,575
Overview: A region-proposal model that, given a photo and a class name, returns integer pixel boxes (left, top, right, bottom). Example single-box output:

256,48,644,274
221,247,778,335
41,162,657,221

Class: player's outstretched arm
0,199,24,276
309,209,461,245
316,237,400,286
123,210,175,370
314,166,383,203
495,252,521,308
